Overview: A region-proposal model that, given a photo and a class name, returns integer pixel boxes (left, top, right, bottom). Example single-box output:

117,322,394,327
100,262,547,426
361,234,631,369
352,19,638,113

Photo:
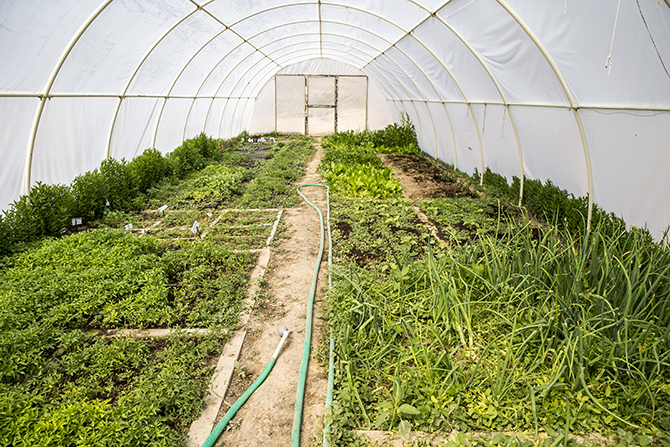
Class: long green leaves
327,215,670,438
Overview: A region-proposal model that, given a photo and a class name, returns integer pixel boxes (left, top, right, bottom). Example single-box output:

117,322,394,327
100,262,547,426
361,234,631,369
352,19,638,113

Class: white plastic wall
1,0,669,239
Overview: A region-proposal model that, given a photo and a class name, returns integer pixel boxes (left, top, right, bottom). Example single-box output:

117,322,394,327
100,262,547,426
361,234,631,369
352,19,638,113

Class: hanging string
638,0,670,81
564,0,568,14
482,103,487,134
605,0,622,76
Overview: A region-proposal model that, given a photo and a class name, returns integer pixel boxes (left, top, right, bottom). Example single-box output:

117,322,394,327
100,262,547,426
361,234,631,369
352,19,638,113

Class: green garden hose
201,326,290,447
292,184,332,447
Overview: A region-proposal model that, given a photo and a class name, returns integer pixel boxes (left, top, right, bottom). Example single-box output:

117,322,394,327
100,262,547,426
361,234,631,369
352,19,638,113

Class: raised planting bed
0,132,319,446
381,153,478,200
0,331,226,446
204,224,274,251
238,136,317,209
139,136,316,211
330,196,438,268
0,229,256,332
320,128,670,446
419,196,517,245
326,195,670,447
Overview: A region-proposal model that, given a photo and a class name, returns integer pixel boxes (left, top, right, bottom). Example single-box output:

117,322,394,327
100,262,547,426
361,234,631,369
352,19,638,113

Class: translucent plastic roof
1,0,670,239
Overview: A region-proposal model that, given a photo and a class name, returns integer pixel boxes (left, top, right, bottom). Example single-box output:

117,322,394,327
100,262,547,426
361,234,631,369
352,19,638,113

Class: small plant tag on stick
124,223,133,231
158,205,168,212
191,220,200,235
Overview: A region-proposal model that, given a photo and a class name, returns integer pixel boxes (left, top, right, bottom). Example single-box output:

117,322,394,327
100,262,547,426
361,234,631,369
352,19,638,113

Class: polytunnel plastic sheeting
202,0,302,27
154,98,193,153
109,97,163,161
369,56,417,101
471,104,520,183
319,4,405,45
0,0,99,93
232,4,319,40
1,0,670,239
438,0,569,106
329,0,429,34
444,102,482,176
426,101,455,164
278,59,364,77
32,97,118,187
0,98,37,211
394,101,428,150
51,0,190,95
204,99,229,137
197,44,256,97
582,109,670,240
384,46,442,102
225,98,246,138
308,77,335,106
247,21,321,50
414,101,438,158
512,106,588,197
127,11,225,96
169,31,246,97
321,35,380,61
308,108,335,136
275,75,304,134
510,0,670,108
320,22,388,54
412,17,501,103
217,51,268,98
395,34,465,103
241,61,280,103
338,77,367,133
226,98,255,140
184,98,214,141
249,81,276,135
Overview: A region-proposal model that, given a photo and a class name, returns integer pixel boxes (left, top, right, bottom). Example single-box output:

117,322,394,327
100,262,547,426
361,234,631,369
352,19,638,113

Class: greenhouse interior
1,1,670,446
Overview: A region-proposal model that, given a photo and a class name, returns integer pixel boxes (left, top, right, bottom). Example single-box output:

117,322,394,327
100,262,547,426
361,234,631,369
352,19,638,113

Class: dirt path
214,142,329,447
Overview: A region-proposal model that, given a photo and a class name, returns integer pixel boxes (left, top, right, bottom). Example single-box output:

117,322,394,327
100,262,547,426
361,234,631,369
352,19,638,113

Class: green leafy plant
239,137,316,208
420,197,512,244
128,148,170,193
321,142,385,169
327,190,670,444
3,182,73,245
0,332,227,446
323,163,403,199
166,132,222,178
179,164,246,203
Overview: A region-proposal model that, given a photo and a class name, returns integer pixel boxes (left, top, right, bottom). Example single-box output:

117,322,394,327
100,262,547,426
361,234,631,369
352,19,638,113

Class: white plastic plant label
158,205,168,212
124,223,133,231
71,217,82,226
191,220,200,235
206,212,213,217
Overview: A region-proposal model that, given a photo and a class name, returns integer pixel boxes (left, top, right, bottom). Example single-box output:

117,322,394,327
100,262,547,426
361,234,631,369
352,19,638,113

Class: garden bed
0,134,317,446
320,128,670,447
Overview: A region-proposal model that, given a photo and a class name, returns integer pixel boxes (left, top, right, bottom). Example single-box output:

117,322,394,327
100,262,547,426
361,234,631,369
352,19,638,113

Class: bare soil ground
213,143,329,447
381,153,477,200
